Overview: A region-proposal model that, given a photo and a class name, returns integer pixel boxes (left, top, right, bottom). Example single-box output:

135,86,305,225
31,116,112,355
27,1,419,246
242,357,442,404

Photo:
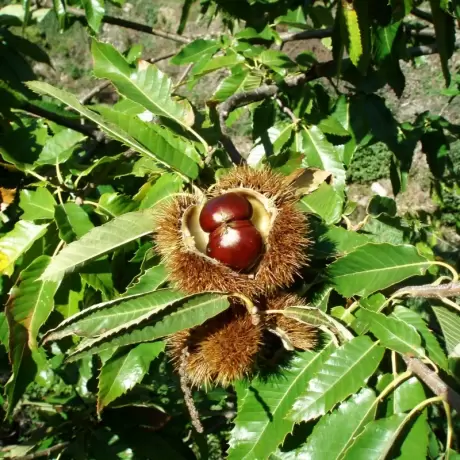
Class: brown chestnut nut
199,193,252,233
206,220,263,271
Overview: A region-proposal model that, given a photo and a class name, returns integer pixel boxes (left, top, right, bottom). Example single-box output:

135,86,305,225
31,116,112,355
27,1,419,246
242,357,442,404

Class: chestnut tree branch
393,282,460,299
66,7,192,44
280,27,333,44
403,356,460,413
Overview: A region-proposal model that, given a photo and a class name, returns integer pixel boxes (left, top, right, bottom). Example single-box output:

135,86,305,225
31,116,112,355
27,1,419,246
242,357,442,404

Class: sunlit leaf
19,188,56,221
81,0,105,33
68,293,230,361
171,39,219,65
43,289,185,342
328,243,430,297
289,336,384,423
393,306,448,370
292,388,377,460
0,221,48,276
41,210,155,282
8,256,61,349
358,309,424,357
228,345,335,460
432,306,460,357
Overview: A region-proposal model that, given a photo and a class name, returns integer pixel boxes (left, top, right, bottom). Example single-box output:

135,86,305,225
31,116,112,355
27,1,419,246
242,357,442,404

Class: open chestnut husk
154,166,310,297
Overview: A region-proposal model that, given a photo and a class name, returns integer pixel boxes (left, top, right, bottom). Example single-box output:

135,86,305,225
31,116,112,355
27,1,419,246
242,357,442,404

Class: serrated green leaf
124,264,168,297
344,5,363,67
358,309,424,357
289,336,384,423
8,256,61,349
96,106,201,179
41,210,155,282
392,306,448,370
432,306,460,356
293,388,377,460
328,243,430,297
91,40,205,148
317,225,370,256
343,411,425,460
300,125,346,189
54,202,94,243
27,82,197,179
35,128,86,165
171,39,219,65
97,341,165,413
68,293,230,361
19,188,56,221
298,182,344,225
81,0,105,33
212,70,262,102
228,344,335,460
44,289,184,342
0,221,48,276
140,173,183,209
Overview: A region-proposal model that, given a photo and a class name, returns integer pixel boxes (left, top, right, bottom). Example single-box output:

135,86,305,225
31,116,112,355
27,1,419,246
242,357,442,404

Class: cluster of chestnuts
154,166,319,387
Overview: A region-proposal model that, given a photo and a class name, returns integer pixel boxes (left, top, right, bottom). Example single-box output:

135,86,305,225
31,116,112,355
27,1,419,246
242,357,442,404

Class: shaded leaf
97,341,165,413
0,311,9,351
289,336,384,423
328,243,430,297
54,202,94,243
35,128,85,165
124,264,168,297
41,210,155,282
430,0,455,85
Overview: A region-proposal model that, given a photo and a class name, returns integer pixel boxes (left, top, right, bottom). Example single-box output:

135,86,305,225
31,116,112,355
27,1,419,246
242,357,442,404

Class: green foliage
1,0,460,458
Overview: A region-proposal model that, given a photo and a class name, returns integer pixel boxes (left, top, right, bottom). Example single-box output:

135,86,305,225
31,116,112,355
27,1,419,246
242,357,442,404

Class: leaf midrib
331,260,430,279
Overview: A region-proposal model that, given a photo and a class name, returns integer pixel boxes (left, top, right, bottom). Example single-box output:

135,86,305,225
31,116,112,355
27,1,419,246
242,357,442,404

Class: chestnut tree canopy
1,0,460,458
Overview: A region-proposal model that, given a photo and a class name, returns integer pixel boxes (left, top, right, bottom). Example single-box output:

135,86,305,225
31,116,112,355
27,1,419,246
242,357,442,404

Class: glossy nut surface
207,220,263,271
199,193,252,233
